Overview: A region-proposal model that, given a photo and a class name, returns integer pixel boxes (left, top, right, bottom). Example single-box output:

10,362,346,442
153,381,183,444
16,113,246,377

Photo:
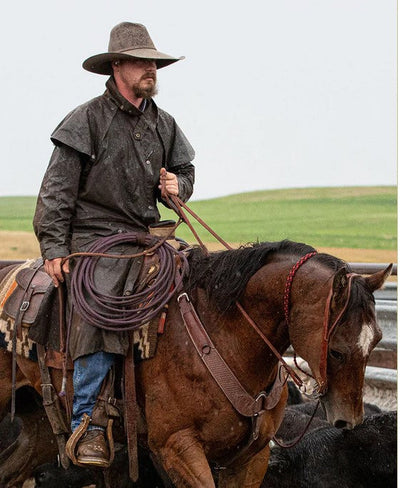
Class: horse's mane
184,239,352,313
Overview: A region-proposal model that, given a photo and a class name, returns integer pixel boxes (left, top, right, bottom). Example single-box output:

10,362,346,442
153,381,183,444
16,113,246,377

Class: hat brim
82,49,184,75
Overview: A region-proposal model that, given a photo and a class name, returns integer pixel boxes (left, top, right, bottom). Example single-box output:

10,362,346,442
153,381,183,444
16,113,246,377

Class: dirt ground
0,231,397,264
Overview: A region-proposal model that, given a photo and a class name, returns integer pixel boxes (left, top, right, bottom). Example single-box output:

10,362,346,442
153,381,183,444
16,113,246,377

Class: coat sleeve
158,114,195,205
33,144,82,260
167,123,195,203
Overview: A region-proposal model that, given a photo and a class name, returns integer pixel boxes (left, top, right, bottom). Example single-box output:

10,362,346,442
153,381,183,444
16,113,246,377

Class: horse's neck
193,287,288,391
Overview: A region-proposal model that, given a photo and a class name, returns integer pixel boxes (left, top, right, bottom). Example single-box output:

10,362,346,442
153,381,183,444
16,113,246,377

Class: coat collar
105,76,148,115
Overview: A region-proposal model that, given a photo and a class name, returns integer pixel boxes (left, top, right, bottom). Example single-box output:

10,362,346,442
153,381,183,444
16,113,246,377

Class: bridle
237,252,355,398
318,272,357,395
282,252,357,397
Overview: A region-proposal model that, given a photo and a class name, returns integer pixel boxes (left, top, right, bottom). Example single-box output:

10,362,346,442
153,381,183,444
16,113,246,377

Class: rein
164,191,355,396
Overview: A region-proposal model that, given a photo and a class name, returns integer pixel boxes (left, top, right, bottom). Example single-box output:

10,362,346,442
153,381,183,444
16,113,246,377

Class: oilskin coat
33,77,195,360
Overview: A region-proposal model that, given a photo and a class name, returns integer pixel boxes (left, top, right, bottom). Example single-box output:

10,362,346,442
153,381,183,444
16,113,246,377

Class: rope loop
69,232,188,331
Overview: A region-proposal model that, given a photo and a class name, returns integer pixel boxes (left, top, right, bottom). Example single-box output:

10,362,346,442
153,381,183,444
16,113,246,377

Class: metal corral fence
350,263,396,409
349,262,397,360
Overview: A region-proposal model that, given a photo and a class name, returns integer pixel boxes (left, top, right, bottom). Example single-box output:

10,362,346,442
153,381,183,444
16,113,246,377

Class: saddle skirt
0,260,43,360
0,256,162,364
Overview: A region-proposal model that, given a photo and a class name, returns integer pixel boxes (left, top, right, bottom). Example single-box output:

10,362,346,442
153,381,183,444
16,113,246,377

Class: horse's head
185,242,393,431
290,262,392,430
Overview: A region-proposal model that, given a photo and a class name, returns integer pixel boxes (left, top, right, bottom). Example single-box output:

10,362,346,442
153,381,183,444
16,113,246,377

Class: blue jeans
71,351,116,432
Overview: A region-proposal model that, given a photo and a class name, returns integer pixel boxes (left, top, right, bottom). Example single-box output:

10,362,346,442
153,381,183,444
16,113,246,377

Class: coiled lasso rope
68,231,188,332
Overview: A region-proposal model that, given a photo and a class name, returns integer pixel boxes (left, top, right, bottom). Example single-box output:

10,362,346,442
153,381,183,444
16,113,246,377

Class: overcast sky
0,0,396,201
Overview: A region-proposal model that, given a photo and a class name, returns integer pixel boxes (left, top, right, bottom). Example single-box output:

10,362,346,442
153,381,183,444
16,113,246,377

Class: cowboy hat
83,22,184,75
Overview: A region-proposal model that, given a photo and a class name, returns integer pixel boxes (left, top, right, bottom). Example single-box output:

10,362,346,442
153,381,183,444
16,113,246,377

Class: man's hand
159,168,179,197
44,257,70,287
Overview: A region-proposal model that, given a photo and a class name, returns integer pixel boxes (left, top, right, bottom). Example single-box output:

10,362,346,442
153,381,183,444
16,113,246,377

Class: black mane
184,240,351,313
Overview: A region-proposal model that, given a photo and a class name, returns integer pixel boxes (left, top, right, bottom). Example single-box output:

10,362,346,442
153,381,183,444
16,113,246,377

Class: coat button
134,132,141,140
145,160,151,165
124,291,132,296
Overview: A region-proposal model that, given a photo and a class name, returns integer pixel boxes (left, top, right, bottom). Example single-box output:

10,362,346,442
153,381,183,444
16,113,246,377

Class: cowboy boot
76,429,110,468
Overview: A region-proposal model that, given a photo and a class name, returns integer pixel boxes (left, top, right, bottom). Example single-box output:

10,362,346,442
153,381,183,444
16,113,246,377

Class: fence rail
349,262,397,276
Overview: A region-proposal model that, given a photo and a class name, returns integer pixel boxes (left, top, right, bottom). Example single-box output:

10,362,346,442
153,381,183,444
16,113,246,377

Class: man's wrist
42,249,69,261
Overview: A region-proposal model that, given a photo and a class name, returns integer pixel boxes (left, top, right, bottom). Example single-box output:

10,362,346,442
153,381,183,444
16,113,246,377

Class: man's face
115,59,158,99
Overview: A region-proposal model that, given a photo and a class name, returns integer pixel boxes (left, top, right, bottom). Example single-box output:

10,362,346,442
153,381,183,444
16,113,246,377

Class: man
33,22,195,467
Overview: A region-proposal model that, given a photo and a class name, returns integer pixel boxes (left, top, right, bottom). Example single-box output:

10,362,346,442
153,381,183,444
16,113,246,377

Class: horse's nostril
334,419,349,429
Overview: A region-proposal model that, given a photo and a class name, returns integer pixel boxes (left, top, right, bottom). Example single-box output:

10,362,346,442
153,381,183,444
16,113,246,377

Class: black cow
274,405,329,444
264,411,397,488
0,401,58,487
33,462,102,488
289,398,382,418
32,445,169,488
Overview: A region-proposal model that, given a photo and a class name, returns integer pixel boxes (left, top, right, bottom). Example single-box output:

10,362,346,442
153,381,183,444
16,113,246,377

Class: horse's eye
329,349,344,362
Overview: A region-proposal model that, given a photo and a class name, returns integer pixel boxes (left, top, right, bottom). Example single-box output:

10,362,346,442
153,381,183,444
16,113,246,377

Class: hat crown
83,21,182,74
108,22,156,53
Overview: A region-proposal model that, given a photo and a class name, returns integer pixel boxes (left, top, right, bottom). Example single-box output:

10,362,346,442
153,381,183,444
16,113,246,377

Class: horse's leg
156,428,216,488
16,356,42,392
0,350,30,421
0,350,42,422
0,350,13,419
218,443,271,488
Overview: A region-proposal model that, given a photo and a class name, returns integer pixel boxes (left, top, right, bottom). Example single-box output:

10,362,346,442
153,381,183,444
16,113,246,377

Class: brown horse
0,240,392,487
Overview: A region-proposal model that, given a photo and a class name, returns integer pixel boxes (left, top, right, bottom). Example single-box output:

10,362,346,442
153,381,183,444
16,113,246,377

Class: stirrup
65,413,114,468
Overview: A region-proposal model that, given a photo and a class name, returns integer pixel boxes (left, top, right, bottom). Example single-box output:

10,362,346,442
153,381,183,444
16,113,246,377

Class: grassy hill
0,186,396,250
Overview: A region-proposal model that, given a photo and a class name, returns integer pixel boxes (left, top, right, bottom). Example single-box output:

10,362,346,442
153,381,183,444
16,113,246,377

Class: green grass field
0,186,396,250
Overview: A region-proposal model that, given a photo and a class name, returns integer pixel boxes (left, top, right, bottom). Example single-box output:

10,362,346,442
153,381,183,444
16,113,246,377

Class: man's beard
133,74,158,99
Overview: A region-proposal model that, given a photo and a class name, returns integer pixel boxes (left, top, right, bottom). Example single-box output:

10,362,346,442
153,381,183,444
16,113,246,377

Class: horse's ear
330,267,349,312
365,264,393,292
